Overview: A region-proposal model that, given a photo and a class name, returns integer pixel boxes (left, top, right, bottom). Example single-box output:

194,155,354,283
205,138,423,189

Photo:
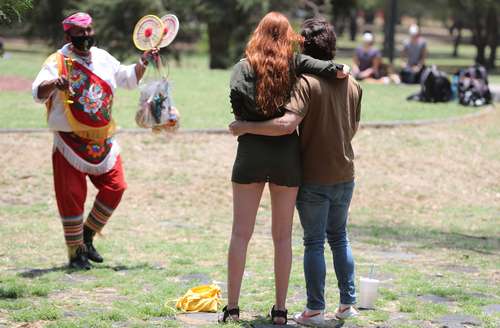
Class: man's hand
336,64,351,79
54,76,70,91
228,120,247,137
412,65,422,73
136,48,159,82
140,47,160,67
37,77,69,99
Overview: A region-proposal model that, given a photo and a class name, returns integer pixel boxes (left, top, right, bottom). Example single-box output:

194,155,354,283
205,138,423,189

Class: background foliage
1,0,498,68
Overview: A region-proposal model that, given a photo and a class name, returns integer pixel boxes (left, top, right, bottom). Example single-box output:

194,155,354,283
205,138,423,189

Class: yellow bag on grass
175,284,221,312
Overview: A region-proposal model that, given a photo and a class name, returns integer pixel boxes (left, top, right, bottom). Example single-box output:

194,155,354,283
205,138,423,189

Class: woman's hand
336,64,351,79
229,120,247,137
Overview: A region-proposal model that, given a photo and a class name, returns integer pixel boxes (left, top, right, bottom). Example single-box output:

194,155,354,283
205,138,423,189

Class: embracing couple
220,12,362,326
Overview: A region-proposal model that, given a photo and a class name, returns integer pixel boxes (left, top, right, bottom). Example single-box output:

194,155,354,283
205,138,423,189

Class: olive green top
229,53,344,187
229,53,343,121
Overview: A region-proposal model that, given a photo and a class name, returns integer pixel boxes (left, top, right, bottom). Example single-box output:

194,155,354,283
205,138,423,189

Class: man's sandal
270,305,288,325
219,305,240,323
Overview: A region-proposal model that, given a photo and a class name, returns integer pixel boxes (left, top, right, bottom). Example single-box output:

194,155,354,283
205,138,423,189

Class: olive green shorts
231,133,302,187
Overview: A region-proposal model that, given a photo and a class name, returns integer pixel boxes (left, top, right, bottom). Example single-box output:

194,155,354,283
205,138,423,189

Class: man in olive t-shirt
229,17,362,324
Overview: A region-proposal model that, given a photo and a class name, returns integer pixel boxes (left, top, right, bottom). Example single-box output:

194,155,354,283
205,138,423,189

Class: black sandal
270,305,288,325
219,305,240,323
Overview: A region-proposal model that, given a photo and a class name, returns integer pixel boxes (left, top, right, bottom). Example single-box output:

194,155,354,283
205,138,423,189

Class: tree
449,17,464,58
19,0,303,68
0,0,33,25
447,0,499,69
485,3,498,69
23,0,72,48
196,0,296,69
196,0,238,69
76,0,165,60
23,0,203,60
330,0,357,39
382,0,397,63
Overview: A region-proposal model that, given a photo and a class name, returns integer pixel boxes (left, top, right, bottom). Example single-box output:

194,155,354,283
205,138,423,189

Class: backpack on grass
407,66,452,103
457,65,491,107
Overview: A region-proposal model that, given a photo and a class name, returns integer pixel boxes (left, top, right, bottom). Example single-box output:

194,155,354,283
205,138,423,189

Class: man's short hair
301,17,337,60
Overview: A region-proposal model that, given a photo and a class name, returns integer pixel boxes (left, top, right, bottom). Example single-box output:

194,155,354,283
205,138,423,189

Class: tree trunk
452,29,461,58
486,5,498,69
349,9,357,41
472,5,488,66
331,0,353,37
451,19,463,58
207,20,231,69
383,0,397,63
337,18,346,37
475,43,487,66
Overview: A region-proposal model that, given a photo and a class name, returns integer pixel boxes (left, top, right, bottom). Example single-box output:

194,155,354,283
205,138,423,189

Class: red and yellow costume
32,43,138,252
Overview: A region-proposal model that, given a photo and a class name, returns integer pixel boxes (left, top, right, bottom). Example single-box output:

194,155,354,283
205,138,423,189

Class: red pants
52,149,127,246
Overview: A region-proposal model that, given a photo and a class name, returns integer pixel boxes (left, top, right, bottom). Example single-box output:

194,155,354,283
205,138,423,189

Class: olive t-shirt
285,75,362,184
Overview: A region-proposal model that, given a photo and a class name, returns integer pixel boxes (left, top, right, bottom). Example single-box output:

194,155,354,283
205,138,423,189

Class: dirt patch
0,76,32,92
0,110,499,327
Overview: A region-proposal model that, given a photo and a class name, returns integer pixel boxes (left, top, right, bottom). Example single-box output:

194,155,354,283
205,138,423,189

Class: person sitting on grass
400,24,427,84
352,31,381,81
229,16,362,325
352,31,400,84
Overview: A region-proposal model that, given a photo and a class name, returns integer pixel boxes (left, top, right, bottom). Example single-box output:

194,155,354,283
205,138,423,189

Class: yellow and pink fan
133,14,180,50
158,14,179,48
132,15,164,51
133,14,181,134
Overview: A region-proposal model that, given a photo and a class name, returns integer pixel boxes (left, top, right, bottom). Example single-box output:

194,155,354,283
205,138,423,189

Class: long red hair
245,12,303,115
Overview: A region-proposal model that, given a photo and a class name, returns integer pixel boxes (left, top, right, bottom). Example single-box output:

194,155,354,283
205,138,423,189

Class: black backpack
407,66,452,103
457,65,491,106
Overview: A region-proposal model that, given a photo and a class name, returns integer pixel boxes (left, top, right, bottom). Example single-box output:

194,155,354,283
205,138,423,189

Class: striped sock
61,214,84,246
84,199,114,233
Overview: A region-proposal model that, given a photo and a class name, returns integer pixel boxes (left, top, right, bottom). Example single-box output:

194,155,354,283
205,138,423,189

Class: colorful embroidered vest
47,52,120,174
52,52,116,141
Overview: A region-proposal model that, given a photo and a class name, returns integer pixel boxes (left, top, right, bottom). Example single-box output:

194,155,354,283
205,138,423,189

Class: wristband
140,57,149,67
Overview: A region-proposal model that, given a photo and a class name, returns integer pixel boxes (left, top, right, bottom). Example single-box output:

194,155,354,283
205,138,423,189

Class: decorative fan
132,15,164,51
157,14,180,48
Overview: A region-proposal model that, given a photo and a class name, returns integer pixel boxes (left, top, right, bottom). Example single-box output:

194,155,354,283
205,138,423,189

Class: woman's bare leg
227,182,265,311
269,183,298,323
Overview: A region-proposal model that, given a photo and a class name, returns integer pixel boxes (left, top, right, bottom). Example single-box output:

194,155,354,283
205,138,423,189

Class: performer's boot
83,225,103,263
68,244,91,270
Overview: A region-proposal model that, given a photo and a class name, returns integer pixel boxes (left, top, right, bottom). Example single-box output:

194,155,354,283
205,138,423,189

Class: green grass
0,35,499,327
0,43,493,130
1,111,499,327
335,31,500,71
360,83,478,122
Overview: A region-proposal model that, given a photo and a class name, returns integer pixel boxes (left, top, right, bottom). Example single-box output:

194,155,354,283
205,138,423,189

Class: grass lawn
0,42,492,130
0,106,499,327
0,37,499,327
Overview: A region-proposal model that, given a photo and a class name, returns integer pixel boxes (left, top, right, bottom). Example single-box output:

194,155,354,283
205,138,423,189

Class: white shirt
32,44,138,132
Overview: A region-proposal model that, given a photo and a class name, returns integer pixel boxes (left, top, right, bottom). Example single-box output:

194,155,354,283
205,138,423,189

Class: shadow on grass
17,263,164,279
351,223,500,254
242,315,346,328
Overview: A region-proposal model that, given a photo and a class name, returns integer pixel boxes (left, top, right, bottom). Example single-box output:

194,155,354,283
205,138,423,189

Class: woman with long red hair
221,12,347,325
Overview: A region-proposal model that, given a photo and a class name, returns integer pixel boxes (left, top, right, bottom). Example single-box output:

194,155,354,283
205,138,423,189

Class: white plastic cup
358,277,380,309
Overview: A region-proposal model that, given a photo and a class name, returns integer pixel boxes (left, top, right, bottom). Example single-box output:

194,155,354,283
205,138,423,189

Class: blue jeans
296,181,356,309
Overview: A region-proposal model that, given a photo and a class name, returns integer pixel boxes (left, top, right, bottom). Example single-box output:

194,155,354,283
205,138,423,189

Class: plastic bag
136,78,179,131
175,284,221,312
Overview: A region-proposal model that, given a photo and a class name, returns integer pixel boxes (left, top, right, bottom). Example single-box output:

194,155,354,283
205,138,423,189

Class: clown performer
32,12,156,270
